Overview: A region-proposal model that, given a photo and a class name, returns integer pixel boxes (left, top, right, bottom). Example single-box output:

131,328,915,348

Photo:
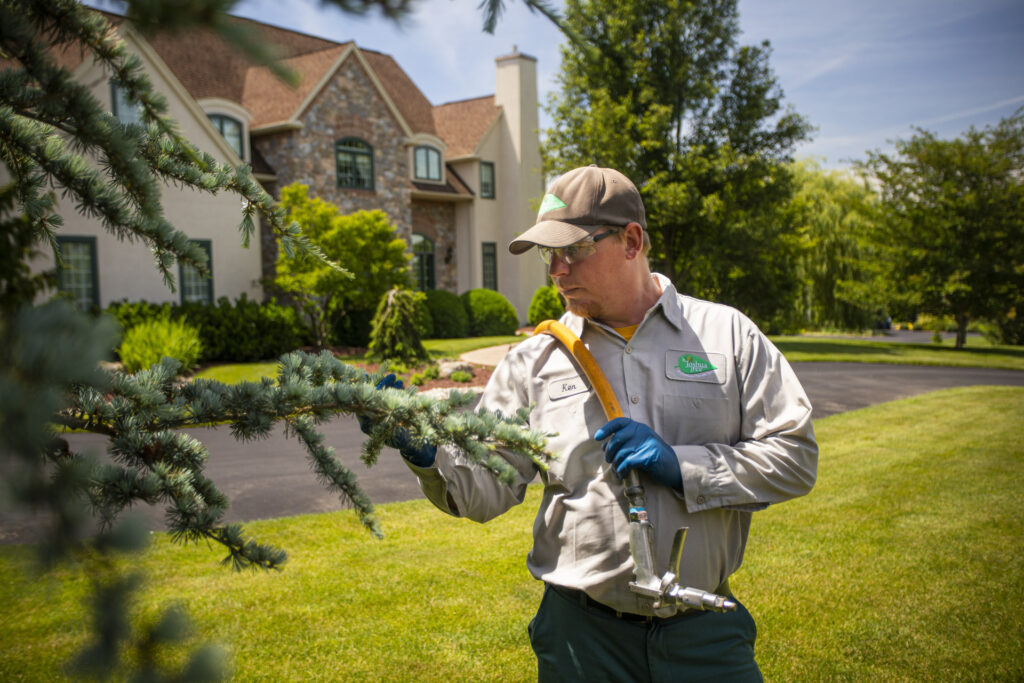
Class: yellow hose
534,320,624,420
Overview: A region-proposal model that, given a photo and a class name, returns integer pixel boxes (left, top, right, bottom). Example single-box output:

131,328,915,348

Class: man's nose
547,253,569,277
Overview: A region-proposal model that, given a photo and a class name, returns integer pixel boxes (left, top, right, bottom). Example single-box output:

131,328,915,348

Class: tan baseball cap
508,165,646,255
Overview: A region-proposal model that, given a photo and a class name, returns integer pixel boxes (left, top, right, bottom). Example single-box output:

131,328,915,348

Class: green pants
528,584,762,683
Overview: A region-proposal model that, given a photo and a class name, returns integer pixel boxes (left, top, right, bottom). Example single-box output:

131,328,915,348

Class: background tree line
543,0,1024,346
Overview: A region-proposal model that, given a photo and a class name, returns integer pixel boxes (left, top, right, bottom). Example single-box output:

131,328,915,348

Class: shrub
413,295,434,339
119,317,203,373
450,370,473,383
105,297,312,362
367,288,430,364
460,289,519,337
423,290,469,339
528,284,565,326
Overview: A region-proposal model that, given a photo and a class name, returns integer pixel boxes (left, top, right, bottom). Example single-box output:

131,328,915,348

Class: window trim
178,239,214,305
413,146,442,182
336,137,375,190
411,233,436,291
208,113,245,160
56,235,99,310
481,241,498,291
480,161,496,199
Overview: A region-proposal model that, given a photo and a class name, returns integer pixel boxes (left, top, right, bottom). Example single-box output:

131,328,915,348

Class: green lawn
3,386,1022,680
773,335,1024,370
196,335,1024,385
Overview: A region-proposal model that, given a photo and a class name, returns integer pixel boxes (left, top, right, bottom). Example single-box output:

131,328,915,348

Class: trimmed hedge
528,284,565,326
460,288,519,337
105,296,312,363
423,290,469,339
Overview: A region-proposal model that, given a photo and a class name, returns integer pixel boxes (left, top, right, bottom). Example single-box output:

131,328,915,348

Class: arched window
336,138,374,190
413,146,442,181
411,233,435,291
208,114,244,159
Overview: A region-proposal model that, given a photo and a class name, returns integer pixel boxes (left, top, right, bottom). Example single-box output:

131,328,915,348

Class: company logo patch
665,350,726,384
677,354,716,375
538,193,567,215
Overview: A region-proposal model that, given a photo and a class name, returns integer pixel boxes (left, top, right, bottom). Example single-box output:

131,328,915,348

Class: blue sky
168,1,1024,168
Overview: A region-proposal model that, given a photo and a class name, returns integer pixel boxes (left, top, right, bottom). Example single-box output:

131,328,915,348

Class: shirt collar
561,272,685,335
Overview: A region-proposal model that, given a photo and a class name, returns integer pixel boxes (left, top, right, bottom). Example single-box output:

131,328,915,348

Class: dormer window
414,146,442,181
208,114,244,159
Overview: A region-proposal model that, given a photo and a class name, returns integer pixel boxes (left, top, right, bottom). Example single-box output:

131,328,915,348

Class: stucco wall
20,28,262,307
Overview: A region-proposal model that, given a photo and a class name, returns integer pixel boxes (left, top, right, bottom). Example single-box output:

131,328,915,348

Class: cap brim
508,220,595,255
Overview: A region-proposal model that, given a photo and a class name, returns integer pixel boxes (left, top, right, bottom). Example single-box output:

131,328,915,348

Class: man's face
547,229,625,321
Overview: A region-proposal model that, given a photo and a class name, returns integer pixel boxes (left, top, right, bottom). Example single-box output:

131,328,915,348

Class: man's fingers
595,416,631,441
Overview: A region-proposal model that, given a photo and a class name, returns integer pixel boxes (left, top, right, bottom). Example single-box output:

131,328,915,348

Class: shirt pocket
660,389,734,445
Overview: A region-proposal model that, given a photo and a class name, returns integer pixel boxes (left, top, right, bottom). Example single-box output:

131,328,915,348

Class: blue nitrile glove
594,417,682,490
357,374,437,467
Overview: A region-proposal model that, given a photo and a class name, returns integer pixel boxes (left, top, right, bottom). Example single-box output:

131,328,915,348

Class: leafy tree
788,160,879,331
273,183,411,348
543,0,812,328
0,0,569,677
855,111,1024,348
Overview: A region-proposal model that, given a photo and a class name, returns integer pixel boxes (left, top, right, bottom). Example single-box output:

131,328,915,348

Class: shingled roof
80,10,498,156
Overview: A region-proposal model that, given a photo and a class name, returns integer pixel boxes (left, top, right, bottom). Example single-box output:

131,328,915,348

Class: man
371,165,818,681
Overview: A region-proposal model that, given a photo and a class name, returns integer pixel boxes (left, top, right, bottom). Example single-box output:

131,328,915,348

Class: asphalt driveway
2,362,1022,544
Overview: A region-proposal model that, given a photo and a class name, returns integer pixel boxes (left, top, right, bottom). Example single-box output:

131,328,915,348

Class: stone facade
411,200,457,291
253,54,416,278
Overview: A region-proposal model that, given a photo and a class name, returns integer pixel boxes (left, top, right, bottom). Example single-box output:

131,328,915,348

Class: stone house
22,11,547,321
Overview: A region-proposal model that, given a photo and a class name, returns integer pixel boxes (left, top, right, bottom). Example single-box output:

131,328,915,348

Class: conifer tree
0,0,567,677
367,287,431,365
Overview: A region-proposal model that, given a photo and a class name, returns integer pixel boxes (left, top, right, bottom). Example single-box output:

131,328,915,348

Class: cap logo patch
539,193,568,215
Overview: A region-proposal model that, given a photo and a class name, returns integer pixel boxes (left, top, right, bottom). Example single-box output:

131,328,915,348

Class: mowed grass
3,386,1022,681
773,335,1024,370
194,335,524,385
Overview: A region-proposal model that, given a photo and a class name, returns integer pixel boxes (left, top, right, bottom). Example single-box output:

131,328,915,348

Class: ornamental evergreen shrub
367,288,430,364
528,284,566,326
423,290,469,338
105,297,311,362
119,317,203,373
414,295,434,339
460,289,519,336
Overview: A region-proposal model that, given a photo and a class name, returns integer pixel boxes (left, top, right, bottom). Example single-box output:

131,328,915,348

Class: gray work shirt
407,273,818,616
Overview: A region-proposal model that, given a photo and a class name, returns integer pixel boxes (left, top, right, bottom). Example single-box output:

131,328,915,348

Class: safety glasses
539,229,620,265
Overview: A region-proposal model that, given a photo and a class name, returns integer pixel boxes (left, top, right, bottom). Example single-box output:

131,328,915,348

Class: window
179,240,213,304
480,161,495,199
482,242,497,291
56,236,98,310
411,233,435,291
414,146,442,181
110,80,142,126
336,138,374,190
208,114,244,159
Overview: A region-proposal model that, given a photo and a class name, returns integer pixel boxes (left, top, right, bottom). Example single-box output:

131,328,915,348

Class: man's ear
623,222,644,259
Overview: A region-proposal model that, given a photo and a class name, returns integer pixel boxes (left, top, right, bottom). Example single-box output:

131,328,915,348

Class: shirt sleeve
404,348,541,523
676,323,818,512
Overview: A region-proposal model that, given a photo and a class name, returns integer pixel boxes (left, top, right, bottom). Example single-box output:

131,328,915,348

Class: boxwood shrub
460,288,519,337
528,284,566,326
105,295,312,363
423,290,469,339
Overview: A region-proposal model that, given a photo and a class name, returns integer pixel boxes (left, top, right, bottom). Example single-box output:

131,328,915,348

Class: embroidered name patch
665,351,726,384
547,374,588,400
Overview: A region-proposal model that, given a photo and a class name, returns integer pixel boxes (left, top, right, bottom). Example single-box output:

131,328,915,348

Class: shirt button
625,345,633,354
696,495,706,505
630,395,639,404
